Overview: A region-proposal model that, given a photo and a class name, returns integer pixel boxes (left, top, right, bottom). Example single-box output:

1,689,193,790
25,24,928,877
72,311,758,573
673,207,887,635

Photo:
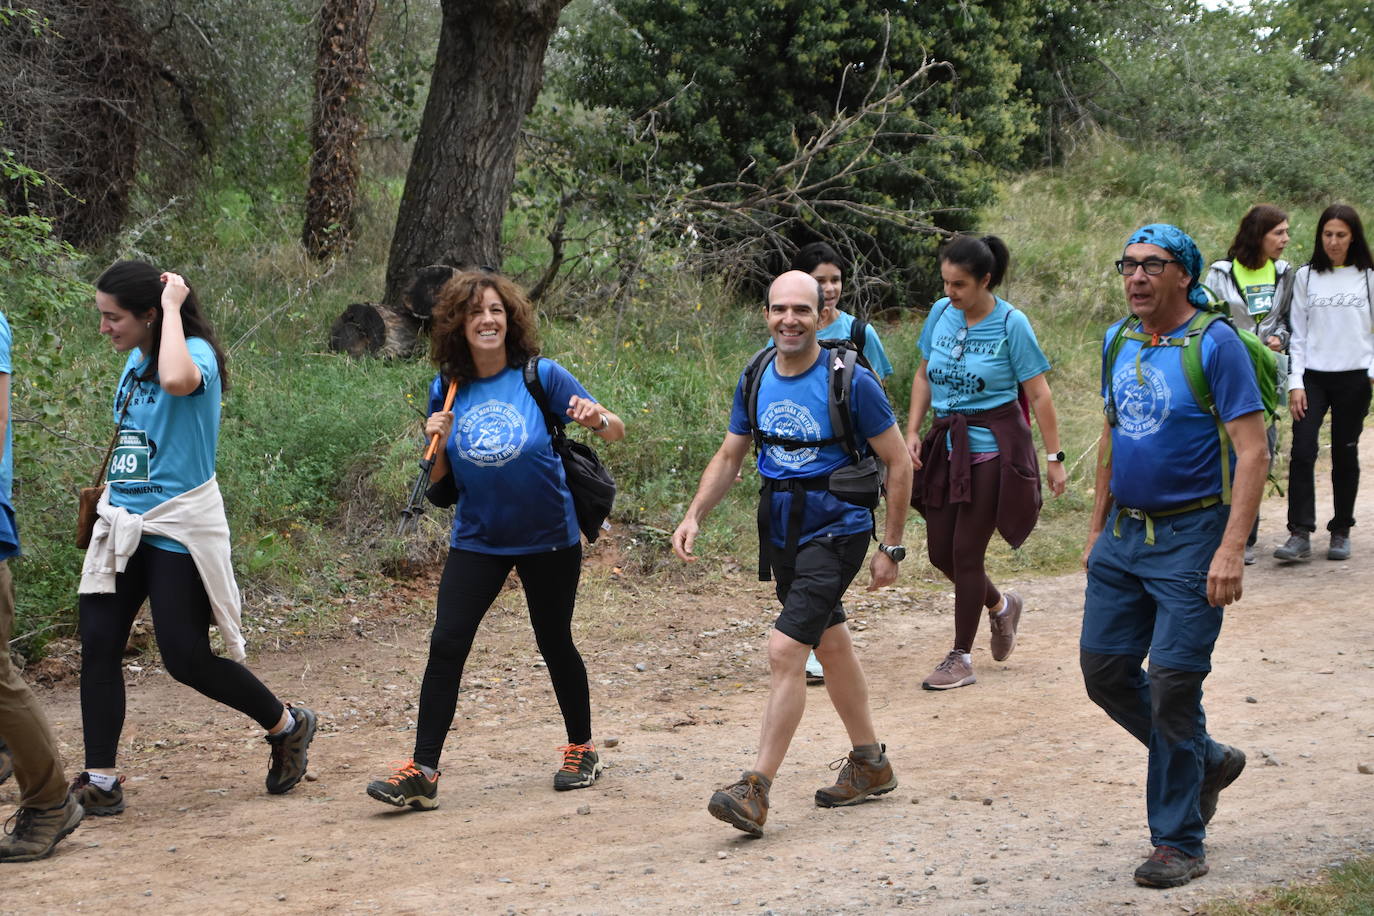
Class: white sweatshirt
80,476,246,662
1287,264,1374,389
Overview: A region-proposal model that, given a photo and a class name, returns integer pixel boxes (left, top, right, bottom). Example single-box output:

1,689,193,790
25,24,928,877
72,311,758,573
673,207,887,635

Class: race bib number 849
108,430,151,482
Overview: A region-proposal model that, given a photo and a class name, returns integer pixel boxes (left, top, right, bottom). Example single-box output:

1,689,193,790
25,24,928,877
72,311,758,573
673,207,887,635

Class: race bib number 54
108,430,151,482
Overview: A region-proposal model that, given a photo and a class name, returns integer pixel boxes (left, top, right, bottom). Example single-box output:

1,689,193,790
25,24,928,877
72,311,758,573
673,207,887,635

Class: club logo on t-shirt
760,399,821,469
1112,363,1172,440
456,399,529,468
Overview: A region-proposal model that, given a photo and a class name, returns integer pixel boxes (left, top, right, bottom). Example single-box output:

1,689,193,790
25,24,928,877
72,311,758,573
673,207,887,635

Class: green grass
1202,855,1374,915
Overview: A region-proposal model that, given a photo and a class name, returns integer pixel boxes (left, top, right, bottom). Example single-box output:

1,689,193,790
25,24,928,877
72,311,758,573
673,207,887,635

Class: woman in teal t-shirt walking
906,236,1066,690
73,260,316,818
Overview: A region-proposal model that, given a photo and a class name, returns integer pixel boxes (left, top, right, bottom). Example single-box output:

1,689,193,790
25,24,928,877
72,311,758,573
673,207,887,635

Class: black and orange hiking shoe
366,760,440,810
1134,845,1208,888
69,772,125,816
553,743,603,791
265,704,318,795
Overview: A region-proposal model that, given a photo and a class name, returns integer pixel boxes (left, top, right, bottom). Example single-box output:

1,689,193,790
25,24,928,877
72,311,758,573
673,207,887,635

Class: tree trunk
303,0,376,259
381,0,570,309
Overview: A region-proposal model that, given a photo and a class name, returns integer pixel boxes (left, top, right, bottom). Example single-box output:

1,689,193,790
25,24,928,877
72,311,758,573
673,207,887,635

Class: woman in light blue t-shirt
906,236,1066,691
75,261,316,818
367,270,624,811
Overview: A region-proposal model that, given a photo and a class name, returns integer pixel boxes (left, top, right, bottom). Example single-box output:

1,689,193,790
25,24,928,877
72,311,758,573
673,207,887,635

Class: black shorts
770,532,871,647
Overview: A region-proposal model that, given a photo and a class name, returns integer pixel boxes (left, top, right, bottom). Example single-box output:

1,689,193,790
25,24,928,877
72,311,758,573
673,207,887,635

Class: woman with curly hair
367,270,624,810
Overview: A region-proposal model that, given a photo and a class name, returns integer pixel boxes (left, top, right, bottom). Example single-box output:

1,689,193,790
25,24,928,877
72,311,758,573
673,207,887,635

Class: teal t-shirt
819,310,894,379
917,297,1050,452
107,337,221,553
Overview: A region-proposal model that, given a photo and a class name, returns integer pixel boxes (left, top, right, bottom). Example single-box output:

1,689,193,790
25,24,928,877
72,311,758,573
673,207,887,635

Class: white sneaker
805,650,824,683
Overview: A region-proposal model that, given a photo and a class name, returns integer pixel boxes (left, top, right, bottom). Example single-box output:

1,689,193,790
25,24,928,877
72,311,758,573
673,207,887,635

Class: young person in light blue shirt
75,261,316,818
907,236,1066,691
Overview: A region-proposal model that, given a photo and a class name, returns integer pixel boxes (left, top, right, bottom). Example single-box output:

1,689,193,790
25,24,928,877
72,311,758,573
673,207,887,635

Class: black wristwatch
878,543,907,562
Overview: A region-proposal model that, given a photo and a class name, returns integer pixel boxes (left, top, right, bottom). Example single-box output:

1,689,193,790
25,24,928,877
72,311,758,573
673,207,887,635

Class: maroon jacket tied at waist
911,400,1042,549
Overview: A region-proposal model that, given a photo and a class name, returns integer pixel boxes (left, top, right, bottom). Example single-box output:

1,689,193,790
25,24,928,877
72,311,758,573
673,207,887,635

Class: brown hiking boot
989,591,1023,661
1133,845,1208,888
707,771,770,837
814,746,897,808
922,650,976,690
0,795,83,863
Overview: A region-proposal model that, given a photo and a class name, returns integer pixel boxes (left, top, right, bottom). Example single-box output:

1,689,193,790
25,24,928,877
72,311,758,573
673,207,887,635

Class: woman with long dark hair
906,236,1066,690
367,271,624,809
1206,204,1294,564
73,260,316,817
1274,204,1374,562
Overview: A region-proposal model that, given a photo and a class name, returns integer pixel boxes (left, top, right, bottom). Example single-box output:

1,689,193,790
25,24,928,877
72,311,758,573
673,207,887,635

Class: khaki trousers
0,560,68,808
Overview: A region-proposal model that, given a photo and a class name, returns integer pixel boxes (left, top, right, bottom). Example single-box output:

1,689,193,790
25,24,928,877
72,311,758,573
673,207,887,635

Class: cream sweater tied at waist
79,476,247,663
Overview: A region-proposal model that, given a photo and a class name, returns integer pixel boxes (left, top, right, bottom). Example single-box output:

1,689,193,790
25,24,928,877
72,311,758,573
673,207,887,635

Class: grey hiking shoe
1273,534,1311,561
69,772,125,816
1244,544,1256,566
707,771,770,837
265,704,318,795
0,796,83,863
989,591,1023,662
1328,534,1351,561
1133,845,1208,888
814,746,897,808
1200,744,1246,825
922,650,976,690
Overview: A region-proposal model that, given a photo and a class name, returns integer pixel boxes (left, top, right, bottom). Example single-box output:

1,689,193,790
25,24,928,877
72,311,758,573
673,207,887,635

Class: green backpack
1103,291,1279,504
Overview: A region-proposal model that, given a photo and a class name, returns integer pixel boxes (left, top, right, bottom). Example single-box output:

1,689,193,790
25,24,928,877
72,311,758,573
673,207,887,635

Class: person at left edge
0,309,84,862
75,261,317,818
367,270,624,810
672,270,912,838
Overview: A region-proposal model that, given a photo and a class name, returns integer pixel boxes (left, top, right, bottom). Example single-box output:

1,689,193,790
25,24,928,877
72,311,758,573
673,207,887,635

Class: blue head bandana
1125,223,1209,307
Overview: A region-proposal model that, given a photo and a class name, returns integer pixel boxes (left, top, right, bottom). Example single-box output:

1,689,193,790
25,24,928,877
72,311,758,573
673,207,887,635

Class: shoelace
558,744,592,773
3,807,33,838
384,760,425,785
935,652,963,673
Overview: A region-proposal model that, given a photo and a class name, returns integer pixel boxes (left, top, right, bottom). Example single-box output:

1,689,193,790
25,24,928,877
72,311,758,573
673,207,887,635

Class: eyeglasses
951,325,968,360
1115,257,1179,276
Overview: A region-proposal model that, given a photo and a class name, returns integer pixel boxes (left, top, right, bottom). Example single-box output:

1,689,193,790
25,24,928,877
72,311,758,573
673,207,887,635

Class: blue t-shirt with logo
1102,314,1263,510
0,314,18,559
428,359,595,554
108,337,221,554
918,297,1050,453
819,310,894,380
728,350,896,548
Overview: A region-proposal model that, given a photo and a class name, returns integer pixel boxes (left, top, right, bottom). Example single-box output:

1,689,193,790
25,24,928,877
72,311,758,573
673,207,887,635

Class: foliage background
2,0,1373,663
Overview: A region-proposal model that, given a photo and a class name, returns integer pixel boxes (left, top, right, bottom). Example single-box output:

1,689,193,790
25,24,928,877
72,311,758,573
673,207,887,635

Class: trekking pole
396,379,458,537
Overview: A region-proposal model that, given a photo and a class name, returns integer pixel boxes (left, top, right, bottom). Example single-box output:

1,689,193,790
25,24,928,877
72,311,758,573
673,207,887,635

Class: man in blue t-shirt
1081,224,1268,890
671,270,912,837
0,313,84,862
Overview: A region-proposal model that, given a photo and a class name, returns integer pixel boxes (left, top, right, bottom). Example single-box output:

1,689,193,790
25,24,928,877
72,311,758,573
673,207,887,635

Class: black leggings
413,545,589,770
79,544,284,769
1288,368,1372,535
923,458,1002,653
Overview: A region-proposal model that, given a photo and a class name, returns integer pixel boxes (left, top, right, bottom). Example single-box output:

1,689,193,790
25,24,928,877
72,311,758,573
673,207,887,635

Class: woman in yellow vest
1205,205,1293,564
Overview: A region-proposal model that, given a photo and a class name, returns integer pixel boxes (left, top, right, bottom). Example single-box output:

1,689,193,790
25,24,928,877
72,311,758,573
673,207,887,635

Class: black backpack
741,339,887,580
524,357,617,544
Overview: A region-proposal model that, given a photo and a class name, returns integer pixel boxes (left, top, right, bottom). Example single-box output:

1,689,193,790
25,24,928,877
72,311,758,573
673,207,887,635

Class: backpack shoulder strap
742,345,777,454
523,356,564,440
1102,316,1138,427
850,317,868,353
824,343,861,461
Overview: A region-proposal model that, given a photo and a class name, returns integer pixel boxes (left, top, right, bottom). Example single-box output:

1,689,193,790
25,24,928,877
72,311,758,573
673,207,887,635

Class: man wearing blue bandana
1080,224,1268,888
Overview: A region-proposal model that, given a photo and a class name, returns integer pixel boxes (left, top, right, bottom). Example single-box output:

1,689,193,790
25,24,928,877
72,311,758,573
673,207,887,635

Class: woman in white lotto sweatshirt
1274,205,1374,563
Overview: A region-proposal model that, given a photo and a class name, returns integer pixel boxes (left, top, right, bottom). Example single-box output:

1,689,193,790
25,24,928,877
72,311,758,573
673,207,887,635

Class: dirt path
6,456,1374,915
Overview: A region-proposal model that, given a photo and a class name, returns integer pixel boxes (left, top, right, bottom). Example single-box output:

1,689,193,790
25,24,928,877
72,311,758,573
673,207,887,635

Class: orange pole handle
423,379,459,462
